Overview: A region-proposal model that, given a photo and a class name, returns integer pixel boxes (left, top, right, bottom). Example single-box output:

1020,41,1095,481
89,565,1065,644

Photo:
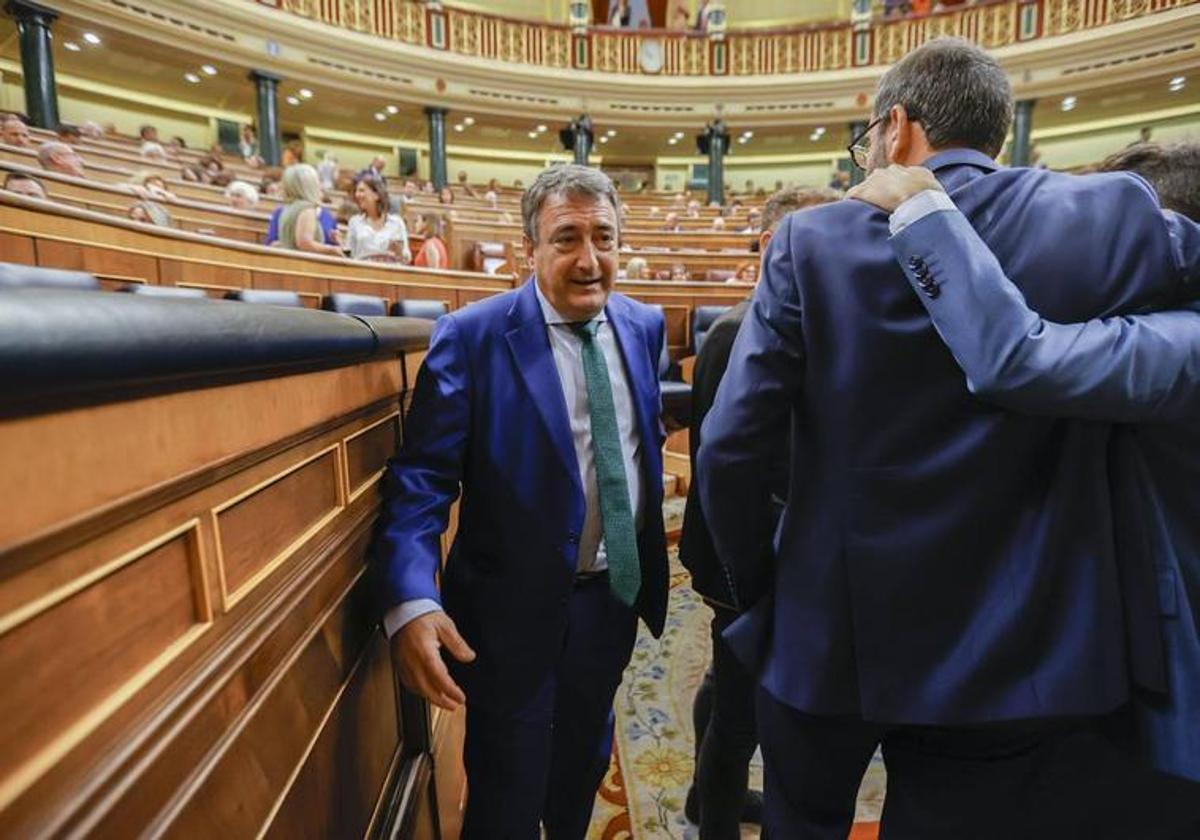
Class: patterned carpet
587,497,886,839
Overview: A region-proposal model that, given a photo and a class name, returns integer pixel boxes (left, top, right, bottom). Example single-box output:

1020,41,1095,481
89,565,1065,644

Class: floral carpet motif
588,499,886,838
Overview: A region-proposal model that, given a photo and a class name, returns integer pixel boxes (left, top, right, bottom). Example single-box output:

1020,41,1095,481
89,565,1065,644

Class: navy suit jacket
698,149,1200,725
890,207,1200,779
375,279,669,711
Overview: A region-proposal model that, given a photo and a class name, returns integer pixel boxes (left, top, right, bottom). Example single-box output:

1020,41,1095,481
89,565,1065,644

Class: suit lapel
505,281,581,486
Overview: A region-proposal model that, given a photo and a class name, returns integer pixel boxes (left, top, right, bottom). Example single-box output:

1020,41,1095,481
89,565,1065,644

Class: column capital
424,106,448,118
4,0,58,24
248,69,283,84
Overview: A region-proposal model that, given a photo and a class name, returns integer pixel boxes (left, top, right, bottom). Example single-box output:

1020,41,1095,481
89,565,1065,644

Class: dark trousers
757,687,1200,840
692,604,760,839
460,574,637,840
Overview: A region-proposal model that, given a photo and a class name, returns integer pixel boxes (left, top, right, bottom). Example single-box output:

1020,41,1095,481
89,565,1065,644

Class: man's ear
758,229,772,254
886,103,912,165
522,235,535,270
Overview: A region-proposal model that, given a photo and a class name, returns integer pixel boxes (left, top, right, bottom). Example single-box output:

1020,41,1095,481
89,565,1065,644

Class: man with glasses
698,37,1200,838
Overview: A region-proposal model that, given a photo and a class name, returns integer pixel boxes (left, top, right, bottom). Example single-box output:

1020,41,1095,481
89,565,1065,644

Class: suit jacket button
923,283,941,299
908,256,924,269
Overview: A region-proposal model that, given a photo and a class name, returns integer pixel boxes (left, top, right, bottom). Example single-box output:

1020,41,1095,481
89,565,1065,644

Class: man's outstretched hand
847,164,944,213
390,610,476,711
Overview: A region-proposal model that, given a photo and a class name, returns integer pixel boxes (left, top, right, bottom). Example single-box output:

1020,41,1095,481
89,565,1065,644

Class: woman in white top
346,176,411,263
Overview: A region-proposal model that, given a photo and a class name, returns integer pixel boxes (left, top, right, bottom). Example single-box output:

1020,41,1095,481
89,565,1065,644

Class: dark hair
1097,142,1200,222
56,123,80,139
355,174,391,219
874,38,1013,159
521,164,619,242
762,186,840,231
139,124,156,139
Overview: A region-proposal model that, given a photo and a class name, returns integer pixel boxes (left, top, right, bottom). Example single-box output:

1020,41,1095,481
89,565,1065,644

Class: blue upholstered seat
324,292,389,316
225,289,304,308
691,305,732,356
0,263,100,290
120,284,208,299
391,299,448,320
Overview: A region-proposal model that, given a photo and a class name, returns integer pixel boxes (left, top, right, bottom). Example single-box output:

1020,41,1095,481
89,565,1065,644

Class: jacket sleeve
375,314,471,608
891,208,1200,422
697,217,804,608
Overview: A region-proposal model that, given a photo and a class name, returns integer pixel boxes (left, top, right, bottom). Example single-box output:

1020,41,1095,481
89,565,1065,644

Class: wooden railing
259,0,1196,74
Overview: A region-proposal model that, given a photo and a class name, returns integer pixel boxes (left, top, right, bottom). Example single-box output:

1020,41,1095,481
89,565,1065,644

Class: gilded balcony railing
261,0,1197,74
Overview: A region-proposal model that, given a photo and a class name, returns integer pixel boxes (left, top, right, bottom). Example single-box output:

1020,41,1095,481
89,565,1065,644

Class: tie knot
572,319,601,340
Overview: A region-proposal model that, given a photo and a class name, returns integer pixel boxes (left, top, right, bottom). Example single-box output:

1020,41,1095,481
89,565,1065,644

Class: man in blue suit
698,39,1200,838
374,164,669,838
849,151,1200,786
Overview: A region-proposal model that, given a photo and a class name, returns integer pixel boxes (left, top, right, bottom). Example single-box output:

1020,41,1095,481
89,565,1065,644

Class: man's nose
575,241,599,274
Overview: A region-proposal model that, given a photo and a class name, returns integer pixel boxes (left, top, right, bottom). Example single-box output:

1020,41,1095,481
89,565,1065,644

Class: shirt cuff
888,189,957,235
382,599,443,638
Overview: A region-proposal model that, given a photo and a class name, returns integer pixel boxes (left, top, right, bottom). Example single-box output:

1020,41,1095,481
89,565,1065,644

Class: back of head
1097,142,1200,222
37,141,69,169
762,186,841,231
282,163,322,203
874,37,1013,158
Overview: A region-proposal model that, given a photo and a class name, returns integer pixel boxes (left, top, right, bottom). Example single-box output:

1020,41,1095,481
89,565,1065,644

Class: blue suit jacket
699,149,1200,725
375,279,669,711
890,207,1200,779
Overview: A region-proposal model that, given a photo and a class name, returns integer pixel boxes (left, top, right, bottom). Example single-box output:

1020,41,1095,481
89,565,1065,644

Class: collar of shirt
533,280,609,328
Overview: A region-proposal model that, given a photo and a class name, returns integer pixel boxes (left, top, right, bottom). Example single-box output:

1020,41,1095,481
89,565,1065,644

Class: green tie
573,319,641,608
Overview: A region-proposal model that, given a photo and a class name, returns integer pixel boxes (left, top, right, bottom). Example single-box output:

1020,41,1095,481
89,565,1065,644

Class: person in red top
413,212,450,269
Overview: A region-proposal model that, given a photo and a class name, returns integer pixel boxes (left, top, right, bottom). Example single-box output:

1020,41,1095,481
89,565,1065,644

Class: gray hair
225,179,260,207
874,37,1013,159
282,163,323,204
37,141,71,168
521,164,620,243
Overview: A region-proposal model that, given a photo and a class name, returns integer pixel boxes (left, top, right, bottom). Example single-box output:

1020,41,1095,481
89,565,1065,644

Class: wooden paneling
0,361,401,553
160,259,252,290
0,231,34,264
215,447,343,606
263,632,399,840
345,414,400,500
0,521,207,811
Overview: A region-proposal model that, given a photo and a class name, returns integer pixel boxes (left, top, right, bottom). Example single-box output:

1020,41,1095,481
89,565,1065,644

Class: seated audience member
412,212,449,269
180,163,206,183
649,206,660,217
128,200,172,227
663,211,682,232
711,216,726,231
686,198,702,219
199,154,224,181
56,123,82,145
262,173,285,199
487,177,500,193
357,155,388,182
129,170,177,202
275,163,342,256
3,171,47,199
281,141,304,167
734,261,758,283
78,120,104,140
140,141,169,162
422,180,436,194
317,152,338,189
484,190,500,209
740,207,763,233
239,124,258,160
139,124,160,144
438,185,456,209
1,112,31,147
399,180,419,206
513,178,524,189
346,176,411,262
335,198,357,226
224,180,260,210
455,170,478,198
670,262,690,282
210,171,234,189
37,141,85,178
624,255,649,280
671,192,686,209
169,135,187,150
828,170,851,191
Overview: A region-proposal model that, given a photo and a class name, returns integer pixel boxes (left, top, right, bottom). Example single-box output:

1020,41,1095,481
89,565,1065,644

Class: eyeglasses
847,116,882,172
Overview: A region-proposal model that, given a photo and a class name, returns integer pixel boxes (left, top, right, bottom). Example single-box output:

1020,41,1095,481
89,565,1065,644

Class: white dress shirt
383,284,646,637
888,189,956,235
346,213,411,261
